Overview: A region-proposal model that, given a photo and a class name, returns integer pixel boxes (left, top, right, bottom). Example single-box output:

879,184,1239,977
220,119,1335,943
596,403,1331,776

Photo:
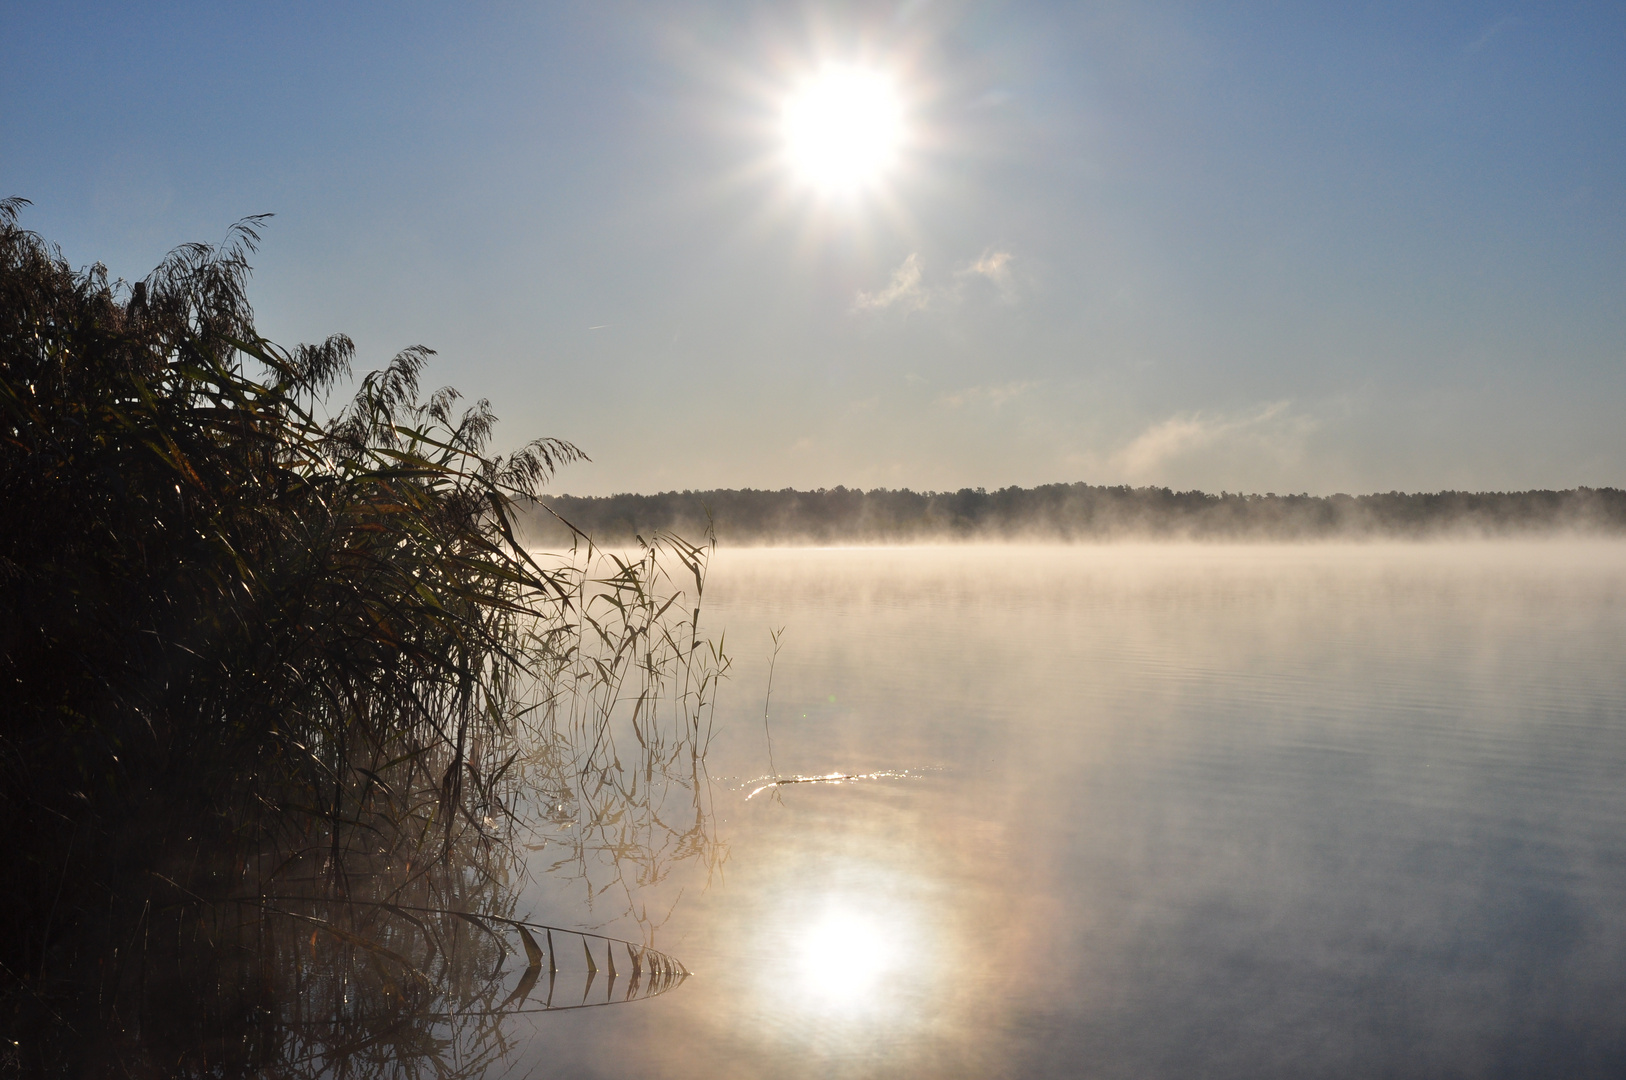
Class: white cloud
853,253,931,312
1109,401,1316,481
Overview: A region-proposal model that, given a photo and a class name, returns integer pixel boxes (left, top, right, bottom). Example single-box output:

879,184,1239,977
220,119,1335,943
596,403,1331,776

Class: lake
498,541,1626,1079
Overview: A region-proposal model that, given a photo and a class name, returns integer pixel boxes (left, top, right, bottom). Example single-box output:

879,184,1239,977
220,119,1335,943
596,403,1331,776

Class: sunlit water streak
743,769,928,799
511,542,1626,1079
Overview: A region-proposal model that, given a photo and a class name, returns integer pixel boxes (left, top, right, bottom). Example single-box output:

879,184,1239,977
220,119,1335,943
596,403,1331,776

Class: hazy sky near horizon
4,1,1624,495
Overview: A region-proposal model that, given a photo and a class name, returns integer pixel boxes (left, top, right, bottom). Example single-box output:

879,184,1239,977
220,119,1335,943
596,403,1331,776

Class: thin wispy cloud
938,380,1039,410
959,249,1013,283
855,248,1021,314
853,253,931,312
1466,14,1518,53
956,248,1018,302
1110,401,1316,480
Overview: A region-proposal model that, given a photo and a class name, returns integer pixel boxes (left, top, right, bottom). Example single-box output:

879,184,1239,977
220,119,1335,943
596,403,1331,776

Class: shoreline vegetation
1,200,723,1075
529,485,1626,546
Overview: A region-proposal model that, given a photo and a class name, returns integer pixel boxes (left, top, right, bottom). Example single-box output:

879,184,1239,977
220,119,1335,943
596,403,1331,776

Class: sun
781,66,906,195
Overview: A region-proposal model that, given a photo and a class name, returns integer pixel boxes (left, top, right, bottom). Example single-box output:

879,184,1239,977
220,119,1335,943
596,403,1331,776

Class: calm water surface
511,543,1626,1079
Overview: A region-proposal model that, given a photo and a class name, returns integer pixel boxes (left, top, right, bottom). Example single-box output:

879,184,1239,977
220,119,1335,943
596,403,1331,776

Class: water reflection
53,881,697,1078
26,543,1626,1077
794,907,899,1004
744,769,924,799
510,543,1626,1080
26,716,716,1077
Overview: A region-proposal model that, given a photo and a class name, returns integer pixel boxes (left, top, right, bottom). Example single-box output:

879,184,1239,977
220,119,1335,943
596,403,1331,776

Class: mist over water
531,487,1626,547
510,542,1626,1079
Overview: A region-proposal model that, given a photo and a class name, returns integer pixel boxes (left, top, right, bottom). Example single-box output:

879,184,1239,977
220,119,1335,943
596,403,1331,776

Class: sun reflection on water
796,908,898,1005
748,875,943,1038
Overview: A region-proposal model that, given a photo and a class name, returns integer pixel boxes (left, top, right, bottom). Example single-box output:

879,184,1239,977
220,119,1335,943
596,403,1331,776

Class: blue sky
4,1,1623,494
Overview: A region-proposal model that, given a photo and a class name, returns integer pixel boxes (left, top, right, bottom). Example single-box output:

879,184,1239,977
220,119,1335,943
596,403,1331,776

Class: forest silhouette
531,484,1626,546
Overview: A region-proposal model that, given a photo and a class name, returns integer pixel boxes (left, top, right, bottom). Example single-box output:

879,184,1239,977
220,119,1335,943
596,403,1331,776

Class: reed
0,198,723,1072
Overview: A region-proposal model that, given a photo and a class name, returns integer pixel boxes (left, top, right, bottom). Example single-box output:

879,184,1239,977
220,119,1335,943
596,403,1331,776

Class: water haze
506,541,1626,1078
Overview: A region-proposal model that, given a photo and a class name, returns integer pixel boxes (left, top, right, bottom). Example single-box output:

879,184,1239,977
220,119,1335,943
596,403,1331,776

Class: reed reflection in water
503,542,1626,1080
18,707,712,1079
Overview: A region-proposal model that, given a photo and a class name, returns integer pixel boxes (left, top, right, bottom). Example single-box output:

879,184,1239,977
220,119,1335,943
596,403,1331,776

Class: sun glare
782,67,905,195
795,908,898,1004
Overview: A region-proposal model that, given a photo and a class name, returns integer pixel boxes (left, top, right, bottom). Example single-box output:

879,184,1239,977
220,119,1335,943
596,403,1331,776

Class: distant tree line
527,483,1626,545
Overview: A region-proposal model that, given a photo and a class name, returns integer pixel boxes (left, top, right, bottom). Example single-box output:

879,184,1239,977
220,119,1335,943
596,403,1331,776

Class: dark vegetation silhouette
531,484,1626,545
0,199,722,1075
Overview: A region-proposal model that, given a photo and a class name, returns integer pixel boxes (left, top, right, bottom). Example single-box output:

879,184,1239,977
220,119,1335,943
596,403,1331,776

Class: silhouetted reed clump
0,199,723,1073
532,483,1626,545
